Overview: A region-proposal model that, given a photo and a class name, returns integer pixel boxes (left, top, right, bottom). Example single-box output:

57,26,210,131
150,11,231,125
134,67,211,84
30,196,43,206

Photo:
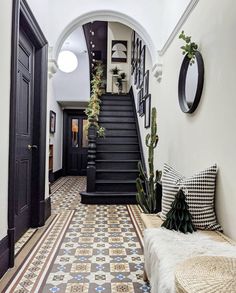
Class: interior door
14,28,35,241
64,111,88,175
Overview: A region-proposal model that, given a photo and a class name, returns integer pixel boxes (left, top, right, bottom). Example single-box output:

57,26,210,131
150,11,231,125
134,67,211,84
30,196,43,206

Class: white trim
158,0,199,57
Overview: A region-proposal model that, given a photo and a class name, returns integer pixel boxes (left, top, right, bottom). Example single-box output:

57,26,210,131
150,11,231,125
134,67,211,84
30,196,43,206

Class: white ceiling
61,25,87,55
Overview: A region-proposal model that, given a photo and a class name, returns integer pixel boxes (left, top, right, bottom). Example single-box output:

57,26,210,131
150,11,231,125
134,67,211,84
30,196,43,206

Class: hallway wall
132,0,236,240
0,0,12,239
106,22,132,93
48,82,63,173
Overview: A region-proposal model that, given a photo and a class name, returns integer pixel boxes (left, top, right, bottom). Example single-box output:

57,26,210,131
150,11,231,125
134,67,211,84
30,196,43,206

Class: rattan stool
175,256,236,293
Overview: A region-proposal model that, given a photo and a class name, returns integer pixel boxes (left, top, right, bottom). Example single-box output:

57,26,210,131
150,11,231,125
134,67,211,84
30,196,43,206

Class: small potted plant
110,66,121,75
179,31,198,65
120,72,126,80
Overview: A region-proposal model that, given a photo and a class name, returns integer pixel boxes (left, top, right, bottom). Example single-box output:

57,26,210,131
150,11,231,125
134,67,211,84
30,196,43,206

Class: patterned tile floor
4,177,150,293
15,228,37,256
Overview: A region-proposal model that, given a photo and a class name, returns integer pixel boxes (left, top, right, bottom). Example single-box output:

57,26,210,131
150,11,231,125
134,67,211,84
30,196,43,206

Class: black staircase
81,93,143,204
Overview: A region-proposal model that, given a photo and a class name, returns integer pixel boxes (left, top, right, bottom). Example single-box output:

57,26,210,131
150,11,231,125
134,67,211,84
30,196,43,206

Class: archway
52,10,157,65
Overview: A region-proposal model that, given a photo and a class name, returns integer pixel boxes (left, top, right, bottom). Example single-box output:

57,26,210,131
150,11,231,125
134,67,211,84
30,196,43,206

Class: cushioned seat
141,213,236,293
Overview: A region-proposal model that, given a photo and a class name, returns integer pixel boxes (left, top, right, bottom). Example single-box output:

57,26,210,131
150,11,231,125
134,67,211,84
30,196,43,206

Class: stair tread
81,192,136,196
96,160,139,162
101,103,132,106
99,121,135,123
100,109,133,111
96,180,137,183
98,135,137,137
97,142,139,145
97,151,140,153
96,169,138,172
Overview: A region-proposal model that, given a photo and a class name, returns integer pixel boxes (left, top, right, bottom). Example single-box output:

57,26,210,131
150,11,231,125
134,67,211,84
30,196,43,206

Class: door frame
63,109,88,176
8,0,48,266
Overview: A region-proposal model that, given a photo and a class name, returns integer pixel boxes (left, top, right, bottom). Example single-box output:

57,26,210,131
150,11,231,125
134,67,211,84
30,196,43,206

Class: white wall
0,0,12,240
107,22,132,93
149,0,236,240
48,81,63,172
53,52,90,102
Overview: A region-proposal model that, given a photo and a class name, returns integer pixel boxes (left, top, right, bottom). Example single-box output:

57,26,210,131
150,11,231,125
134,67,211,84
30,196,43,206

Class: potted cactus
136,107,162,213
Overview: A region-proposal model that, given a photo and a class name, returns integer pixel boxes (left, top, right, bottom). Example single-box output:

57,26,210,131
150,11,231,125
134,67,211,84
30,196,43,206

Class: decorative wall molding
48,59,58,79
152,63,163,82
158,0,199,57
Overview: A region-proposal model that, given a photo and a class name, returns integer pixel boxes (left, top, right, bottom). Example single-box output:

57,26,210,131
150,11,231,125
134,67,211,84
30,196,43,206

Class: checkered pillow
161,163,222,231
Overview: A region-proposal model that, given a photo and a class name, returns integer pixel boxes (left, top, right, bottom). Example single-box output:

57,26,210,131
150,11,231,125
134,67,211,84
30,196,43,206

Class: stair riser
100,105,133,111
101,100,132,106
100,111,134,117
99,117,135,123
96,172,139,180
96,183,137,192
97,137,138,143
81,193,137,205
96,161,139,169
104,129,137,136
101,96,131,101
96,152,141,160
97,144,139,151
100,123,136,129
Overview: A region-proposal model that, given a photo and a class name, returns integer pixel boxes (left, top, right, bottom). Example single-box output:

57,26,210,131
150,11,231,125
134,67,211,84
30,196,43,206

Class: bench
141,213,236,292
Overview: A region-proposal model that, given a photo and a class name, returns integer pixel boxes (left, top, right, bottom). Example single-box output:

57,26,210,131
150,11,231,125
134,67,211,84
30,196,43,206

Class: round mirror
178,51,204,113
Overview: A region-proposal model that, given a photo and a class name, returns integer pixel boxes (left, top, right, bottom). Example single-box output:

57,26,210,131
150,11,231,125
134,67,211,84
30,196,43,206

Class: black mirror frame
178,50,204,113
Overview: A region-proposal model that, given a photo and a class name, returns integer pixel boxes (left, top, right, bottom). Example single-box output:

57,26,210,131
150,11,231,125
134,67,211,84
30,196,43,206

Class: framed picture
134,63,138,85
135,38,140,67
139,45,146,88
145,94,151,128
143,70,149,98
50,110,56,133
111,40,128,63
131,31,136,74
138,89,145,116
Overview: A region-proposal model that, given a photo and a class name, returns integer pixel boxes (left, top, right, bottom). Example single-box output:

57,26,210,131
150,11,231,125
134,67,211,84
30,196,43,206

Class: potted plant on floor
136,107,162,213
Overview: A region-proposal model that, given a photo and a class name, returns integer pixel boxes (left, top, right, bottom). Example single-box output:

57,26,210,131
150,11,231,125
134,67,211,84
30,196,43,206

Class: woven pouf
175,256,236,293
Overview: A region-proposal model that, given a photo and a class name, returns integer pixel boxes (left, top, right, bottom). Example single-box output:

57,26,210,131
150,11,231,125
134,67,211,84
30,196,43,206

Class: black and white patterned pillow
161,163,222,231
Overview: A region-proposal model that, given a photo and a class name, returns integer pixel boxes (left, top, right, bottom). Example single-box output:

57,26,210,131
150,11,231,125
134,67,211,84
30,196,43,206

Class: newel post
87,118,97,192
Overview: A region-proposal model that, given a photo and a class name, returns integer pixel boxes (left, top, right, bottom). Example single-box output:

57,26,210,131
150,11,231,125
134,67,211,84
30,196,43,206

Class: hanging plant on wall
179,31,198,65
84,63,105,137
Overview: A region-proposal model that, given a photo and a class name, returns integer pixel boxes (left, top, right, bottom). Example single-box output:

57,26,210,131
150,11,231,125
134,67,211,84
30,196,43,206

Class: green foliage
120,72,126,80
110,66,121,75
162,189,196,234
179,31,198,65
136,108,162,213
84,63,105,137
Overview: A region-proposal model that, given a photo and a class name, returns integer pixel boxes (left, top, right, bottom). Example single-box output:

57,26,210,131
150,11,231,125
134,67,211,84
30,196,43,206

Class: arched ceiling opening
53,10,157,65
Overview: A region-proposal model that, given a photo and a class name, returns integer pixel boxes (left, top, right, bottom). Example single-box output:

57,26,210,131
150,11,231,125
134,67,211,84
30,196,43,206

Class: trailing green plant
136,107,162,213
84,63,105,137
110,66,121,75
179,30,198,65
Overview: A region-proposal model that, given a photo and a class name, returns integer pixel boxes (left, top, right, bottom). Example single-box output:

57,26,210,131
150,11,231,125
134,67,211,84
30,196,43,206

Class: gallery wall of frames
131,31,151,128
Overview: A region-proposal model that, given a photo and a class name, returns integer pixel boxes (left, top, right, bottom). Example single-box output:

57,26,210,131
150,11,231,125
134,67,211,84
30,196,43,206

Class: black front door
64,111,88,175
14,28,35,241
